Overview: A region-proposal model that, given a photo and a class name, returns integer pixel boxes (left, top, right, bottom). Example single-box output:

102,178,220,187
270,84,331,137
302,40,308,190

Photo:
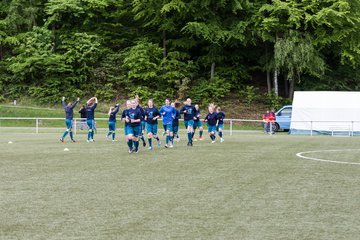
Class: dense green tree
1,0,360,105
255,0,360,96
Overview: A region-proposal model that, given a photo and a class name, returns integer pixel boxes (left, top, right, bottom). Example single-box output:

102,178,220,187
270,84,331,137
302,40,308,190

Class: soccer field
1,132,360,239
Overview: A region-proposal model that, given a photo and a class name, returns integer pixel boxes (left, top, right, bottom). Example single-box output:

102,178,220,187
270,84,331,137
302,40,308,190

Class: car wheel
273,123,279,132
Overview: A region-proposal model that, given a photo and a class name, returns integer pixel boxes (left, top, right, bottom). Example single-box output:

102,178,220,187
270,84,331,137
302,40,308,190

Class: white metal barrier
1,118,360,136
0,117,265,135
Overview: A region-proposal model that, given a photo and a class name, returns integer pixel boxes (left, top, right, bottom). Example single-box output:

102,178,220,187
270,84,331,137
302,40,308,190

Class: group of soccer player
60,96,225,153
60,96,98,143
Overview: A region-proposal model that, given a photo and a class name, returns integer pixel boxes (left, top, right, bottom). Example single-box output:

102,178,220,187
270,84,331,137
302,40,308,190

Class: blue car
273,105,292,131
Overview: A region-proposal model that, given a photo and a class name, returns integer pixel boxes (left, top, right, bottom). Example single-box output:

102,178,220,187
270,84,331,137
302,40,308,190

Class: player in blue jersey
216,106,225,143
125,99,142,153
204,104,219,144
180,98,197,146
160,98,176,148
86,97,98,142
171,102,181,142
193,104,204,141
135,95,146,147
60,96,79,142
121,100,132,148
145,99,161,150
106,104,120,141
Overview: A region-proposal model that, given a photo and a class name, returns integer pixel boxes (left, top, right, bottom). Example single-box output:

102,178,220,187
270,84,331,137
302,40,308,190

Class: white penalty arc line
296,149,360,166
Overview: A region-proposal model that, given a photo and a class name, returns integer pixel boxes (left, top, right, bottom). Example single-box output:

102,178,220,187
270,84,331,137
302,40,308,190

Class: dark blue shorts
163,124,173,133
184,120,194,129
87,120,95,131
207,125,217,133
126,125,141,137
146,123,158,135
65,119,73,130
108,121,116,131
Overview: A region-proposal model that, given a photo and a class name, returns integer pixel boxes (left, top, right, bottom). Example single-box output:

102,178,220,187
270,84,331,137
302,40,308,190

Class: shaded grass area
1,133,360,239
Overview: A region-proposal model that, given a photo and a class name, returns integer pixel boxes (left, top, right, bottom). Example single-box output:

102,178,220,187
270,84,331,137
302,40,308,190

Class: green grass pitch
1,132,360,239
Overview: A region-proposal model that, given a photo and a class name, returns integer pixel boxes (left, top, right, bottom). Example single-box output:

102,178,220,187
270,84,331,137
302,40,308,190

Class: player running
145,99,161,150
125,99,142,153
135,95,146,147
171,102,181,142
216,107,225,143
86,97,98,142
180,98,197,146
106,104,120,141
60,96,79,142
160,98,176,148
204,104,219,144
193,104,204,141
121,100,132,149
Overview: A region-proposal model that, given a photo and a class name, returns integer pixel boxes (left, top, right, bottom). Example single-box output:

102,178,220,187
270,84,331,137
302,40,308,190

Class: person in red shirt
268,108,276,134
262,110,270,133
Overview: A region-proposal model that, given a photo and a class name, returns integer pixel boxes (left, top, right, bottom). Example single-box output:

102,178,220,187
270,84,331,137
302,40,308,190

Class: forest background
1,0,360,112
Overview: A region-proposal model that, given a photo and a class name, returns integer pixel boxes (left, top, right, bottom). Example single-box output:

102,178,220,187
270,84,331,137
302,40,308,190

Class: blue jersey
160,105,176,125
109,106,120,122
86,103,97,120
217,112,225,124
180,105,196,121
136,105,145,121
173,109,181,126
126,108,142,127
145,107,160,124
205,112,218,126
194,109,201,122
62,101,78,120
121,109,130,127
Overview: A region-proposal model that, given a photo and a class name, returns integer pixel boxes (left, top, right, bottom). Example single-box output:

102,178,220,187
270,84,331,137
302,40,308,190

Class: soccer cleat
189,142,193,146
169,144,173,148
157,141,161,147
165,144,168,148
128,148,133,153
148,146,153,150
220,138,224,143
211,140,215,144
106,134,110,139
187,142,190,146
86,140,90,143
59,138,64,143
71,139,77,143
199,137,204,141
112,140,117,142
135,149,139,153
143,141,146,147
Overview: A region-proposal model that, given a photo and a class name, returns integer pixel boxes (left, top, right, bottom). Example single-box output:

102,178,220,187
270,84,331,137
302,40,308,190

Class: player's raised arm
70,98,79,109
61,97,66,108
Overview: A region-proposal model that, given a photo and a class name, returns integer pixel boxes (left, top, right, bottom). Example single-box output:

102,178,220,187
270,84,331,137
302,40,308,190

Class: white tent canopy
290,91,360,135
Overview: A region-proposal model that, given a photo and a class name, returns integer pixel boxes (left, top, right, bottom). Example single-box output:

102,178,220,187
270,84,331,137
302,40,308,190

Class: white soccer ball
8,141,13,144
64,148,69,151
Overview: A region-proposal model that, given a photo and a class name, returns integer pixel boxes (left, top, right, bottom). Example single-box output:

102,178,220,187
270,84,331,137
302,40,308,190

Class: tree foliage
0,0,360,104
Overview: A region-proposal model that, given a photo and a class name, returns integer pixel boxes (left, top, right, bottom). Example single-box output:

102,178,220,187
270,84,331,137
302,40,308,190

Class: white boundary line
296,149,360,166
